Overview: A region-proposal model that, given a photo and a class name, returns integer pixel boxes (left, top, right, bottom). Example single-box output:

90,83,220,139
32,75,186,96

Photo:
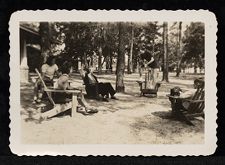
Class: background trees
162,22,169,82
182,22,205,73
116,23,126,92
36,21,205,92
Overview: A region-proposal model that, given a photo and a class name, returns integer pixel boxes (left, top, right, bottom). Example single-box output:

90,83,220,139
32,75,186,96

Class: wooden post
71,93,78,117
20,38,29,83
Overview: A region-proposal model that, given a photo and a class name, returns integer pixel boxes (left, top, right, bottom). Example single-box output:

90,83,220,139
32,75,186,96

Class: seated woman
55,64,98,114
33,56,59,103
81,67,117,101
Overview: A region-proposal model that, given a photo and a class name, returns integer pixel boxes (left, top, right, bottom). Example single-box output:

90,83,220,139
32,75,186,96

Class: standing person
138,50,145,81
140,45,159,89
33,56,59,103
138,45,147,81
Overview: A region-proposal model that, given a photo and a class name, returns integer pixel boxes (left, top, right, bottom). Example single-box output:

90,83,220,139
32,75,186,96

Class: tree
116,23,126,92
176,22,182,77
162,22,169,82
182,22,204,73
133,22,163,72
167,22,182,72
39,22,51,63
55,22,97,70
127,23,134,74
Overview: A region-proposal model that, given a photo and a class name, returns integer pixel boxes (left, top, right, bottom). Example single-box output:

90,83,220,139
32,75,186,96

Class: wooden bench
167,78,205,126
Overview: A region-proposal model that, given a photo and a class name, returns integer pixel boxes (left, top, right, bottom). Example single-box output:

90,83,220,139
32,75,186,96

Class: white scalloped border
9,9,217,156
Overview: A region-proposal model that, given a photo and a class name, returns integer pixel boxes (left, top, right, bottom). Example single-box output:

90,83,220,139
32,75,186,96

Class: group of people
32,45,200,117
33,56,118,114
33,45,160,112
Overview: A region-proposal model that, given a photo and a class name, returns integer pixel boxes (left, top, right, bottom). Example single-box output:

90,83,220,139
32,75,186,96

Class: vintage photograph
10,10,217,156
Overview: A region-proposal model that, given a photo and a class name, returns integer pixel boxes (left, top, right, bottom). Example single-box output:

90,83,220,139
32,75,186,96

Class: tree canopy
34,21,205,85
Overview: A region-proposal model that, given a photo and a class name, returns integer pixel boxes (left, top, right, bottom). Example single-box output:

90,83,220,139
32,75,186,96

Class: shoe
96,96,102,101
102,98,109,102
111,96,118,100
33,99,42,104
77,106,86,113
77,106,90,115
86,107,98,113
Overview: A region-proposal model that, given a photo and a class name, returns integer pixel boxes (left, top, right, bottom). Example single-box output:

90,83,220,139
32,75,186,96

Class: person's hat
170,87,182,96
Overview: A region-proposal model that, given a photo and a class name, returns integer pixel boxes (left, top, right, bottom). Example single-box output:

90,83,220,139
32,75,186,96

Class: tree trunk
176,22,182,77
162,22,169,82
128,24,134,74
110,55,113,71
39,22,51,63
83,53,89,69
133,52,138,73
116,23,126,92
73,59,79,72
194,65,197,73
105,55,112,73
90,56,94,68
98,47,102,73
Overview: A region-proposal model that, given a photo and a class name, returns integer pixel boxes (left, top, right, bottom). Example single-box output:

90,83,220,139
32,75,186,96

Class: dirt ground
20,72,204,144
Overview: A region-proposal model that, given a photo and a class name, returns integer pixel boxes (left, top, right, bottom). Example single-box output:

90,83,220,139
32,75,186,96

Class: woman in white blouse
33,56,59,103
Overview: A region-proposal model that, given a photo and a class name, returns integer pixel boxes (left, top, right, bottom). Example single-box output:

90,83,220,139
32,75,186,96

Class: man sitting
81,67,117,101
169,78,204,111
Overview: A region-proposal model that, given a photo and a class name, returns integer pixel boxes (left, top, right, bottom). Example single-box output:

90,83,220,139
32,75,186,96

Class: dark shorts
36,76,53,91
148,61,159,69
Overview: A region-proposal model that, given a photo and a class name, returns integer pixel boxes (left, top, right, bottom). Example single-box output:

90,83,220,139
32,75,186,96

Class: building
20,24,41,83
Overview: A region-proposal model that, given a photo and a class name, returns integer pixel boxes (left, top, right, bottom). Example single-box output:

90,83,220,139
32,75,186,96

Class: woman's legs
77,92,98,112
33,77,53,103
139,65,144,80
149,68,159,89
33,79,43,102
77,92,89,108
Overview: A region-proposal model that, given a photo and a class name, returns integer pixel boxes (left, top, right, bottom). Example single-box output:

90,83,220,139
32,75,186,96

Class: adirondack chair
167,78,205,126
136,69,161,97
79,69,99,99
35,68,81,120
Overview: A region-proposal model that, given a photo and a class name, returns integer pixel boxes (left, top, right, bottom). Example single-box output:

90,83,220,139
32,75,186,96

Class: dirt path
21,72,204,144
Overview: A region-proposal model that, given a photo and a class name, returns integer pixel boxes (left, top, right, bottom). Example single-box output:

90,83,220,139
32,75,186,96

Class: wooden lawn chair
79,69,99,99
167,79,205,126
136,69,160,97
35,68,81,120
